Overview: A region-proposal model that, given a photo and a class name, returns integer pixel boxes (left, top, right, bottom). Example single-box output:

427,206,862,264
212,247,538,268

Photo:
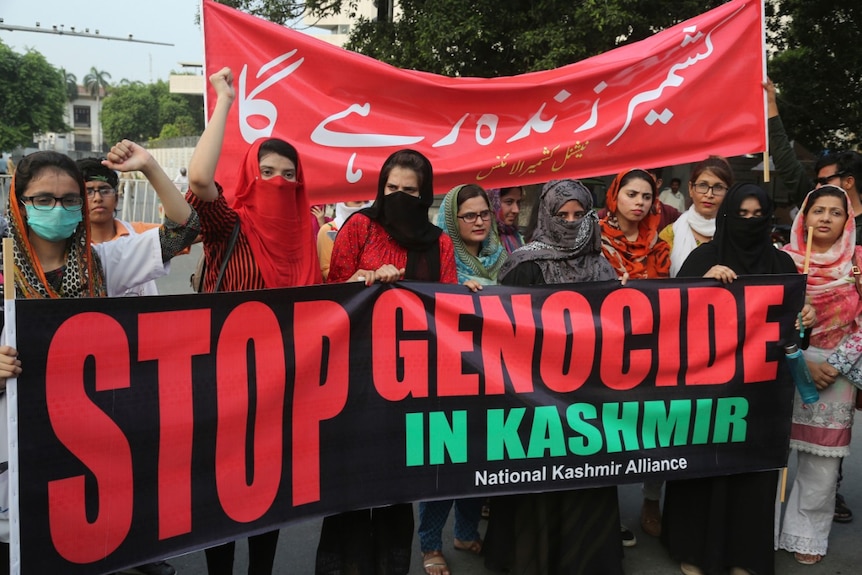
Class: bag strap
853,251,862,298
213,220,241,293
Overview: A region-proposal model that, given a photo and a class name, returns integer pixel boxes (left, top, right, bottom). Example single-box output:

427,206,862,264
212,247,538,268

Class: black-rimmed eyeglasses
456,210,492,223
86,186,117,197
20,194,84,211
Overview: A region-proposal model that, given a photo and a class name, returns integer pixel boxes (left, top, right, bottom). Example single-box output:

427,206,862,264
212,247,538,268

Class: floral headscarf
783,185,862,348
600,169,669,278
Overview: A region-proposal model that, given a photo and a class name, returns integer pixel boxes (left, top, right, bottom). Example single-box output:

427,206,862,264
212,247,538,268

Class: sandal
640,499,662,537
834,492,853,523
423,550,450,575
793,552,822,565
453,537,483,555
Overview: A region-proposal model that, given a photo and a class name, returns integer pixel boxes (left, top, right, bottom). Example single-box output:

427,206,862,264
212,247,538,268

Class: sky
1,0,204,84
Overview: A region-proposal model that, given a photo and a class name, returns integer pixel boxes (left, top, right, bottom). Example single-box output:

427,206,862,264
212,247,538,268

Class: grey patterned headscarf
499,179,616,284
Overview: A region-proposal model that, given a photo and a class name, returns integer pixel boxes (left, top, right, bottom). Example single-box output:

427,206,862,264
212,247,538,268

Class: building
34,84,104,155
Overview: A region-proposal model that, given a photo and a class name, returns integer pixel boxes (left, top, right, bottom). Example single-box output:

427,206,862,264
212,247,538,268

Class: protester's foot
423,550,450,575
680,562,705,575
640,498,662,537
117,561,176,575
621,525,637,547
834,492,853,523
793,552,822,565
453,537,483,555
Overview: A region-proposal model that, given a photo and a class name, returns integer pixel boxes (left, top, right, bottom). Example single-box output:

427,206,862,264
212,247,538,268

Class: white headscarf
333,201,372,229
668,206,716,277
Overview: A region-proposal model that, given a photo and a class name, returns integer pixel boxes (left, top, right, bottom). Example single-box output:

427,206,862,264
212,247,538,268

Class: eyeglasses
692,182,728,197
20,194,84,211
86,185,117,197
456,210,492,224
814,171,846,186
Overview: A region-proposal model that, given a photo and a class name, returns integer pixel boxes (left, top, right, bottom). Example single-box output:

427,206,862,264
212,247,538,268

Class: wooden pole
3,238,14,302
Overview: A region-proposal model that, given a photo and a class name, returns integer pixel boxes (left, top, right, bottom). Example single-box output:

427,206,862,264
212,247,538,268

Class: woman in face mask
325,149,457,286
187,67,322,575
317,149,457,575
482,180,623,575
9,143,198,299
187,66,322,294
0,143,199,573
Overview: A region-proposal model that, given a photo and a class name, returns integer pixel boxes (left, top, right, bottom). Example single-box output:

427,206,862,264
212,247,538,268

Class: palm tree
61,69,78,102
83,67,112,152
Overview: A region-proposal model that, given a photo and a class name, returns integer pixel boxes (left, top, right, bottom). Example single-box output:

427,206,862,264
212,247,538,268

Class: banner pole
760,0,770,184
804,226,814,275
3,238,13,303
3,238,20,575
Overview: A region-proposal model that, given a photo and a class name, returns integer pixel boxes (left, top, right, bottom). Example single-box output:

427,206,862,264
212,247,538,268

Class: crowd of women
0,64,858,575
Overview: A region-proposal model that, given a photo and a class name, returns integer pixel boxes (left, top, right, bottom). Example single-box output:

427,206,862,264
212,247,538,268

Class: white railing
0,175,9,210
117,178,165,224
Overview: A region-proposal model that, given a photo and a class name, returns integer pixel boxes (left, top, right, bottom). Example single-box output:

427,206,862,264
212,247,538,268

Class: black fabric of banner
13,274,805,574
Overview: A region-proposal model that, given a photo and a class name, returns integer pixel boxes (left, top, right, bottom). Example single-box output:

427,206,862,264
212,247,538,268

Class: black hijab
360,149,443,280
679,183,794,277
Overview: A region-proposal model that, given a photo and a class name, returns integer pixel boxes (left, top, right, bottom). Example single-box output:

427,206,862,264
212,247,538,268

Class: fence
117,178,167,224
0,175,8,211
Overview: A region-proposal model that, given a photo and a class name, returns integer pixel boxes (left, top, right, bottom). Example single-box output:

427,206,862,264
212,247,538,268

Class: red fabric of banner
202,0,765,203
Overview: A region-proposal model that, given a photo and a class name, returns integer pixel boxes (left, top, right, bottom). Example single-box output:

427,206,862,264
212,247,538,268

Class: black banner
13,275,805,574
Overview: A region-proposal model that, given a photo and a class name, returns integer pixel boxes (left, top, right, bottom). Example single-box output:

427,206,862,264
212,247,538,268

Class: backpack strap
213,220,241,293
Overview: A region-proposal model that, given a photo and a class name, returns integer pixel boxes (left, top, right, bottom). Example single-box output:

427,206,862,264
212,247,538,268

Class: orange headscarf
225,140,322,288
7,153,105,298
600,169,670,279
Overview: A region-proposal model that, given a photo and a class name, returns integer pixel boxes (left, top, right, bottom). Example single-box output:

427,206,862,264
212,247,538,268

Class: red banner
202,0,766,203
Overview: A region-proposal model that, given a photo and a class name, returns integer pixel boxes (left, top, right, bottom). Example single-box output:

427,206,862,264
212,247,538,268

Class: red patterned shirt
328,214,457,284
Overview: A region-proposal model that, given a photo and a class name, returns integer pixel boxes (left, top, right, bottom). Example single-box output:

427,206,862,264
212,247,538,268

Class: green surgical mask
25,205,82,242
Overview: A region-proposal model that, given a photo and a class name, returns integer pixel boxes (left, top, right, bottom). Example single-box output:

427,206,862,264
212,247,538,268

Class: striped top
187,185,266,292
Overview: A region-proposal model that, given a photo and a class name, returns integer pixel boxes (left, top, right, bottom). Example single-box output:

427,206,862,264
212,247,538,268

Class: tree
83,67,113,152
349,0,732,76
0,40,67,151
101,83,158,143
101,81,203,144
766,0,862,151
155,116,198,141
61,69,79,102
214,0,308,25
